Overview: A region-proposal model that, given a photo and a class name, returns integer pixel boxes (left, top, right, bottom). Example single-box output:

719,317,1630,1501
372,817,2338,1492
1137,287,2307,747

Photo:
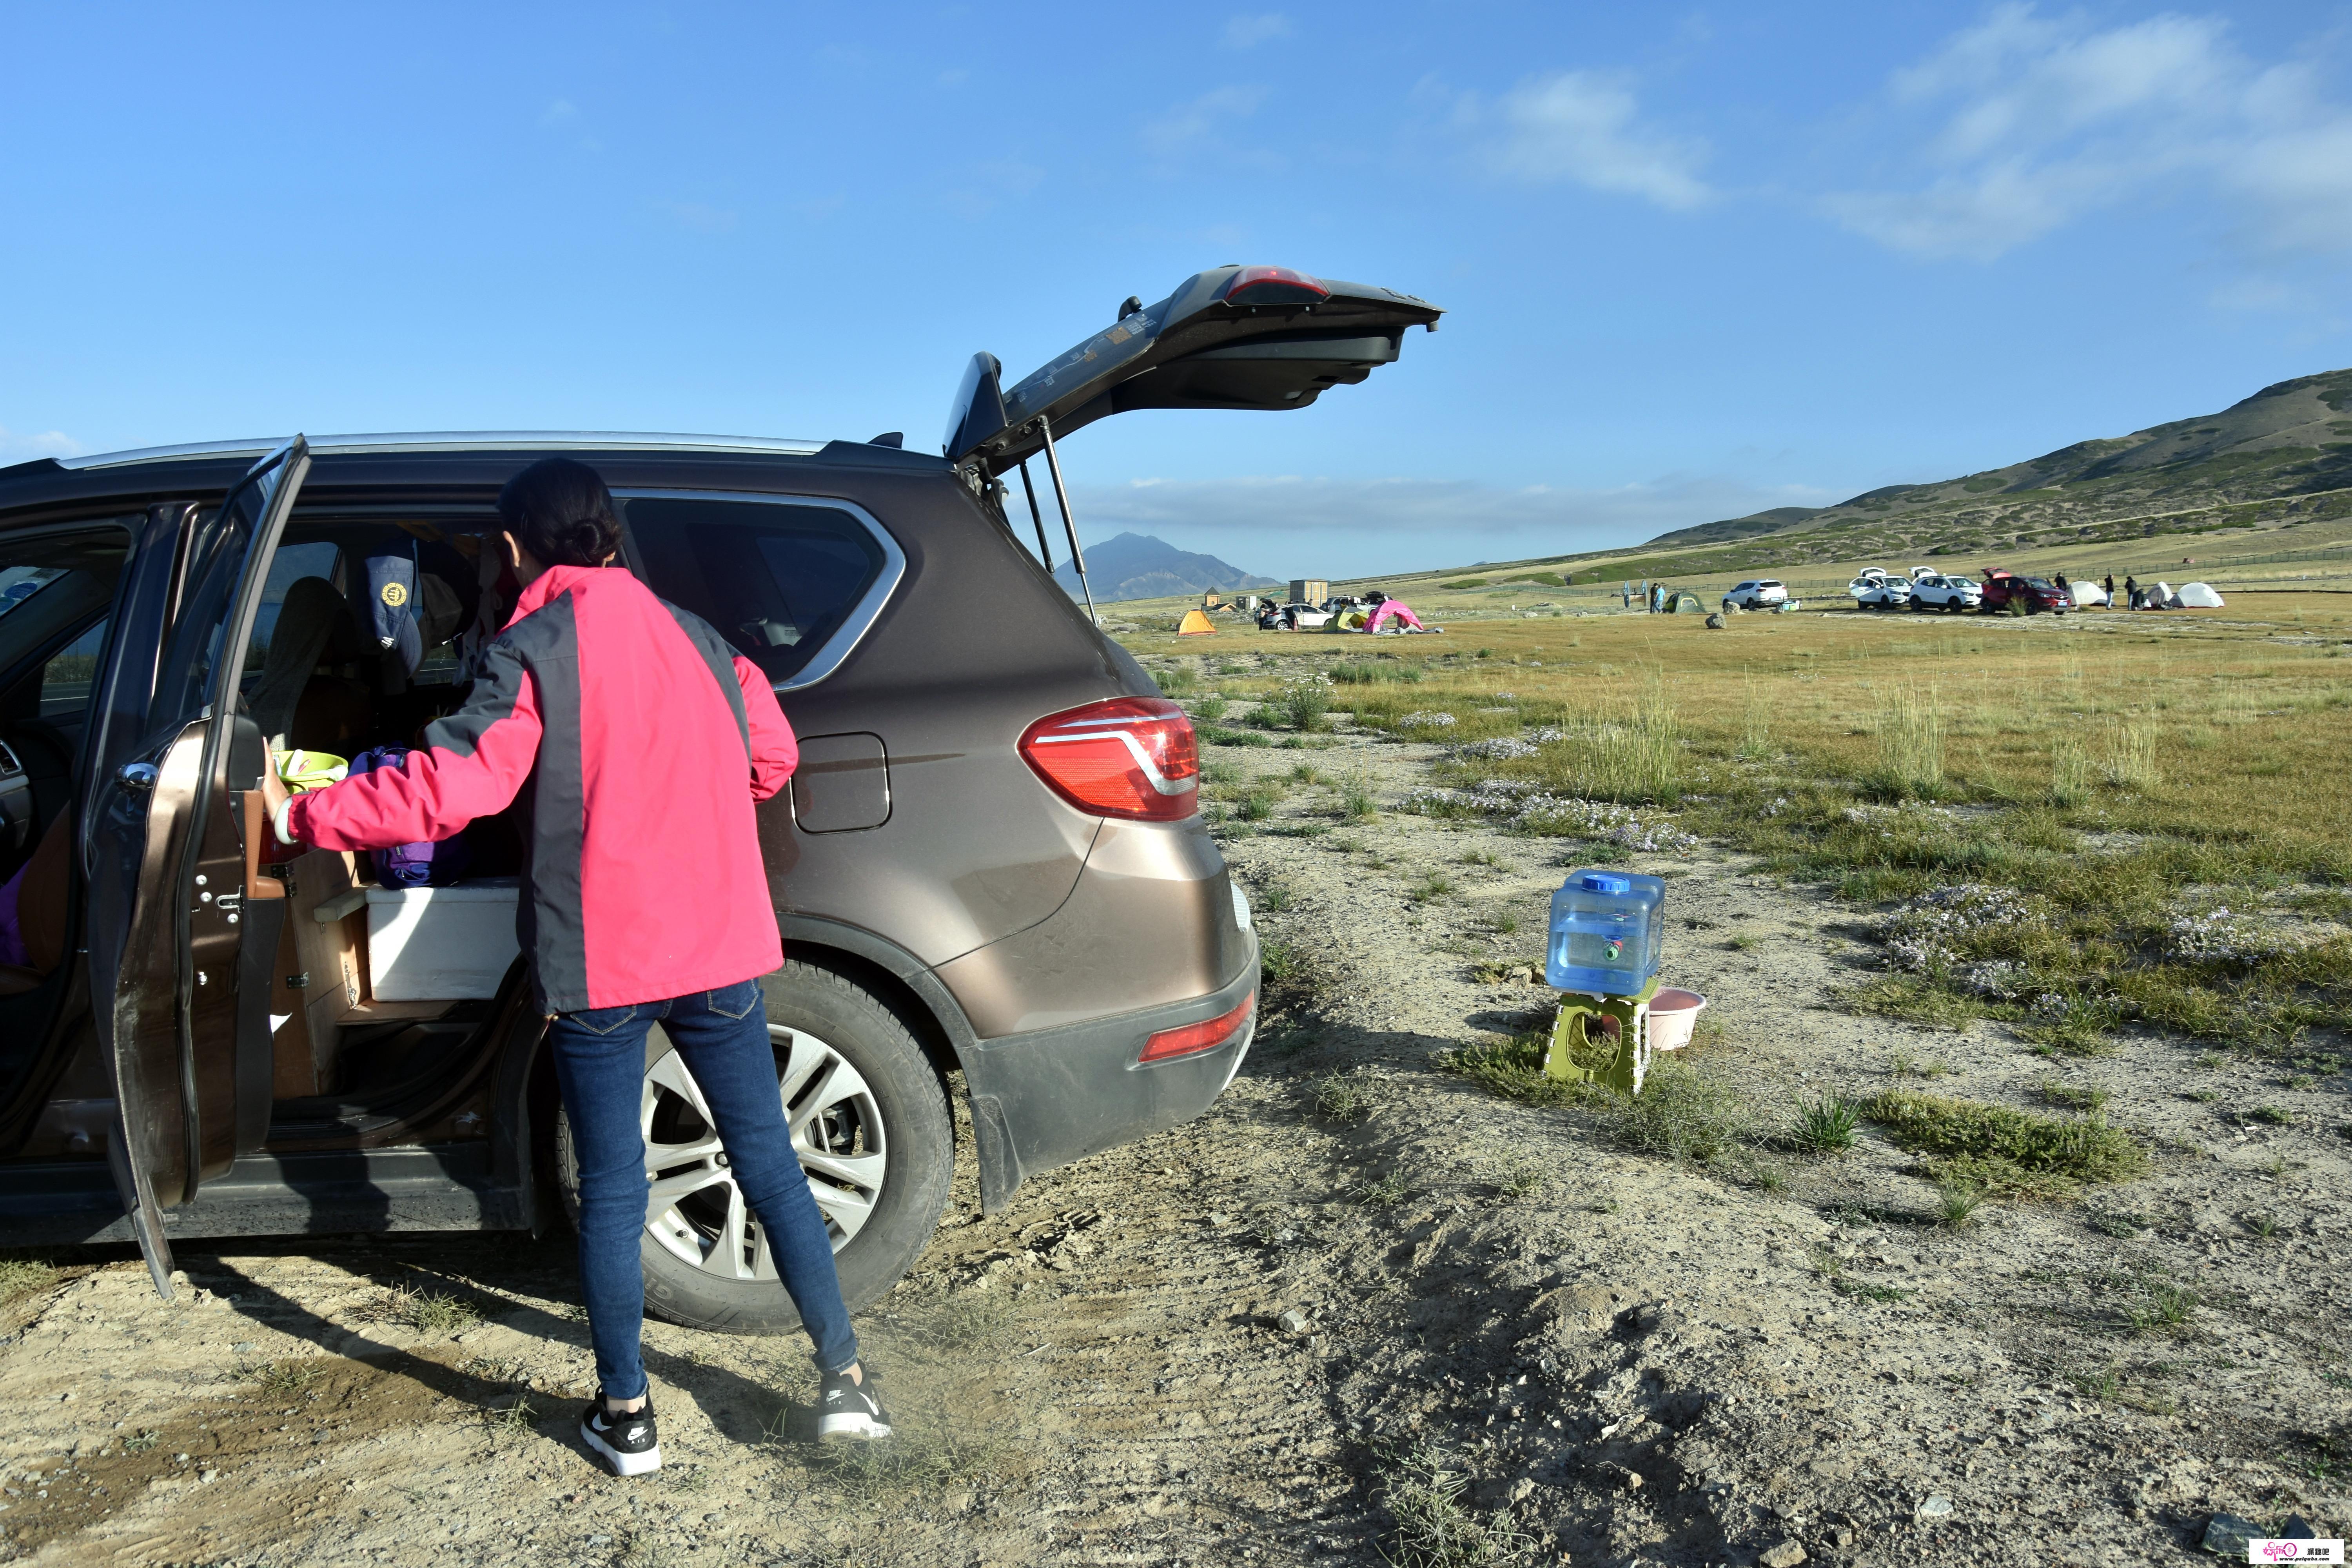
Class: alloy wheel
640,1025,888,1279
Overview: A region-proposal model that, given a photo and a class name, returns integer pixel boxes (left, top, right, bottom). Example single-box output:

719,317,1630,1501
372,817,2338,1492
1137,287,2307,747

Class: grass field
1120,598,2352,1067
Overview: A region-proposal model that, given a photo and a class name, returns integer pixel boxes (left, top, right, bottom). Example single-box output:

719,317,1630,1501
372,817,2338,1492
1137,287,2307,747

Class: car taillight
1019,697,1199,822
1138,991,1256,1066
1220,265,1330,306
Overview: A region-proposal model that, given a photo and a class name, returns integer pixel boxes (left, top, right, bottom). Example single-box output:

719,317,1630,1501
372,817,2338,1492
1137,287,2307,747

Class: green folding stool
1543,976,1661,1095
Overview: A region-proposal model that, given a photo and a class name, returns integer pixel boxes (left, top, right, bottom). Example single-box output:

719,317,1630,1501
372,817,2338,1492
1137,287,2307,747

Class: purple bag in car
347,746,472,887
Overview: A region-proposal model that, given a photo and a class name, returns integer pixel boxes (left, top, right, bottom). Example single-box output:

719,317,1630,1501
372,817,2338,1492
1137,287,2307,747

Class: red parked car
1978,570,2072,615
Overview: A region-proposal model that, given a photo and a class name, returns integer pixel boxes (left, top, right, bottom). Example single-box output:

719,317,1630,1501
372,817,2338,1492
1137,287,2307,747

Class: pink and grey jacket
284,563,797,1014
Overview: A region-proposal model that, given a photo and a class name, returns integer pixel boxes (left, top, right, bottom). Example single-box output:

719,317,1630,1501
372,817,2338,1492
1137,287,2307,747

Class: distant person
2124,575,2139,610
2054,572,2070,594
2103,573,2115,608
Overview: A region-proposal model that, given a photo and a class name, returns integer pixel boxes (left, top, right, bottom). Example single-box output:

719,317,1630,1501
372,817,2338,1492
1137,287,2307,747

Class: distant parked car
1721,579,1788,611
1848,570,1911,611
1979,570,2071,615
1276,603,1334,630
1908,573,1982,612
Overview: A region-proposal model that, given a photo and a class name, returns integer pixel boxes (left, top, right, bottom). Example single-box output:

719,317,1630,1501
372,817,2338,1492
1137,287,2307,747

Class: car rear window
623,495,893,685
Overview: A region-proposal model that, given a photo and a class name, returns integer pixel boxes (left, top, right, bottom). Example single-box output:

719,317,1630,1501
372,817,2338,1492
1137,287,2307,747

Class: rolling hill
1644,366,2352,566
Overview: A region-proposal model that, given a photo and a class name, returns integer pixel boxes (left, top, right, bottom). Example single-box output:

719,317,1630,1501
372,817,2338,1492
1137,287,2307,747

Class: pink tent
1367,599,1426,633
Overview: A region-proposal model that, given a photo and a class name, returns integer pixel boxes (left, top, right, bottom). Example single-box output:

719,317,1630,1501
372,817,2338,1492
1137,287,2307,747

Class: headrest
365,554,423,676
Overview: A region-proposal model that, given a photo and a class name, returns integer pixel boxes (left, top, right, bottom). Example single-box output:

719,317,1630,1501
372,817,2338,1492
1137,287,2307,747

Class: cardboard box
282,848,366,1088
364,880,520,1001
267,913,318,1098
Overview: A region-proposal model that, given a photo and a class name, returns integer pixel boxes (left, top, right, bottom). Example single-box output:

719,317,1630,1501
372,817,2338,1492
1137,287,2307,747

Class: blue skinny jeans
548,978,860,1400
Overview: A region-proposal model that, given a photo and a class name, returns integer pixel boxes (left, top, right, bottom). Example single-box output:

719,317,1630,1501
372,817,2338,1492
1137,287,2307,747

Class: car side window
622,495,894,686
39,618,108,720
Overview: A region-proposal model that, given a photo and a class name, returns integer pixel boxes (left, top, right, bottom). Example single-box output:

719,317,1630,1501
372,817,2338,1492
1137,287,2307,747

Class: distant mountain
1644,367,2352,563
1054,532,1281,603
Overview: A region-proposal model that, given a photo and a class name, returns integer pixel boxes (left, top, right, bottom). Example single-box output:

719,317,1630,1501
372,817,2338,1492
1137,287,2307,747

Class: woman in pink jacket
264,458,888,1475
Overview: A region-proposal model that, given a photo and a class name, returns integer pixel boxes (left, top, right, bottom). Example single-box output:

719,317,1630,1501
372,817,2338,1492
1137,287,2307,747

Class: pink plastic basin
1648,988,1709,1050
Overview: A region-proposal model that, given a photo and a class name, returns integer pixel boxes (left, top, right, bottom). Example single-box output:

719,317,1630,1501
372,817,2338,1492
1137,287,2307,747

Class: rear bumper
957,947,1258,1211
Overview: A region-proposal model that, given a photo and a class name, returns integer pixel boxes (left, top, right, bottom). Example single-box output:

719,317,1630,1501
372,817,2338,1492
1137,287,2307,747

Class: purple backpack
347,747,473,887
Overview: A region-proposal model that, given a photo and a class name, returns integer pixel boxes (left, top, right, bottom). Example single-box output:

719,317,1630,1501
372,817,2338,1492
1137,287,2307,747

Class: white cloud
1221,13,1293,50
1475,71,1712,211
0,426,81,463
1830,4,2352,261
1143,85,1269,156
2229,91,2352,254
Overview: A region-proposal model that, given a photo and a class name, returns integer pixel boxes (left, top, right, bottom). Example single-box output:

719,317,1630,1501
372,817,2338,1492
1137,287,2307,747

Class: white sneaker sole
581,1423,662,1476
817,1412,892,1443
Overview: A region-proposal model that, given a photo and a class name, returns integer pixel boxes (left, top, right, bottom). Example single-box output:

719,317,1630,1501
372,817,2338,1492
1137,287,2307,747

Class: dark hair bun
497,457,622,568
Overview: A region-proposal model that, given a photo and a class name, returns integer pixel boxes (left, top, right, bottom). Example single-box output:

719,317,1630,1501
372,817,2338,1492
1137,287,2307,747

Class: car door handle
116,762,159,793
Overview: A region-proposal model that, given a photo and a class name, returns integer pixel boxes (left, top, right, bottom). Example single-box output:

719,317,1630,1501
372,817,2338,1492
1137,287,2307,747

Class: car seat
248,577,376,754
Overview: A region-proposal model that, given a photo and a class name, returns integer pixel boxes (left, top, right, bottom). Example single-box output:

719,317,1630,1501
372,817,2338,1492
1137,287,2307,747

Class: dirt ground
2,722,2346,1567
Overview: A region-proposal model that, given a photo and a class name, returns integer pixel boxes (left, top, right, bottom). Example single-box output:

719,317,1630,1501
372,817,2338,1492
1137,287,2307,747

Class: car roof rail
55,431,831,470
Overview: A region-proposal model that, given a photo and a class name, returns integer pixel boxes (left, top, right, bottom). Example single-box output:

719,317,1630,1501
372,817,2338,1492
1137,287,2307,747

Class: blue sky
5,2,2350,577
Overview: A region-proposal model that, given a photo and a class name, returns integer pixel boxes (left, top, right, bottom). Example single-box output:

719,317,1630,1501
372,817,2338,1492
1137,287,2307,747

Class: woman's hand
259,756,293,841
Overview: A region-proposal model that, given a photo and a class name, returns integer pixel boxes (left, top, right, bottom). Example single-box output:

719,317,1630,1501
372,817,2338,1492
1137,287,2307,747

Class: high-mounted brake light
1138,990,1256,1066
1019,697,1200,822
1219,266,1331,307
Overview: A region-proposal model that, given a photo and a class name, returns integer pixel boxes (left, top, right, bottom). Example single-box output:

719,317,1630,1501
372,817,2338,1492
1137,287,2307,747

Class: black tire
555,961,954,1335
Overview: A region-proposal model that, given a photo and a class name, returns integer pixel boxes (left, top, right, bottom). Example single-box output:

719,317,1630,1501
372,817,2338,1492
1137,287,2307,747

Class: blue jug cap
1578,872,1632,895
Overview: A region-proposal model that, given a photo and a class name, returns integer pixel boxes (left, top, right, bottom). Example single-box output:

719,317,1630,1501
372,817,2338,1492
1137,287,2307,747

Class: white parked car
1908,573,1982,612
1848,569,1911,610
1721,579,1789,611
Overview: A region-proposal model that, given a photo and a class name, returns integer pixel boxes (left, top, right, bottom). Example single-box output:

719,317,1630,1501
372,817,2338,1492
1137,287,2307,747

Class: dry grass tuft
351,1282,484,1337
1376,1441,1535,1567
0,1256,60,1307
1872,684,1946,799
1862,1089,2149,1198
2096,719,2160,790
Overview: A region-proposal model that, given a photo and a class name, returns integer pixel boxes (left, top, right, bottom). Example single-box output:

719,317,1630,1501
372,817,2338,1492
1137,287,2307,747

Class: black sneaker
579,1395,661,1476
817,1368,891,1443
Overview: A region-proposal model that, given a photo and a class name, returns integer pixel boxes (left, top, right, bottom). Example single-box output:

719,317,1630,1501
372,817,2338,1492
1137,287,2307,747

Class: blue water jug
1547,870,1666,995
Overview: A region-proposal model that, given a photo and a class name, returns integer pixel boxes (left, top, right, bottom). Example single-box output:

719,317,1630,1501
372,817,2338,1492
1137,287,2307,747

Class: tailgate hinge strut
1015,459,1054,572
1036,417,1098,626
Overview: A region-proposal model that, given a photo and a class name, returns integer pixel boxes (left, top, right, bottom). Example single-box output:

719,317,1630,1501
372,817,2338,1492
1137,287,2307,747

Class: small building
1289,578,1329,606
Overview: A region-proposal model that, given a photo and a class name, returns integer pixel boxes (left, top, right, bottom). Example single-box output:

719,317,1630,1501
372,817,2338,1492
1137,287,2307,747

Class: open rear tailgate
946,265,1441,475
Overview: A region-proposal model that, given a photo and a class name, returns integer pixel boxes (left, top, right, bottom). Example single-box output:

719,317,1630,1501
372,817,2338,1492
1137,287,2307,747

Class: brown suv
0,265,1441,1328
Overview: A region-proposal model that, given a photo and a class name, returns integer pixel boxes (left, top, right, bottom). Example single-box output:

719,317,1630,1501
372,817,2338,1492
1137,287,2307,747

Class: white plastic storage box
364,879,521,1002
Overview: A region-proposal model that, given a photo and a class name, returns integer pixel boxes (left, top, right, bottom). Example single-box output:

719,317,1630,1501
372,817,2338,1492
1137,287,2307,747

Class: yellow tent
1176,609,1218,637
